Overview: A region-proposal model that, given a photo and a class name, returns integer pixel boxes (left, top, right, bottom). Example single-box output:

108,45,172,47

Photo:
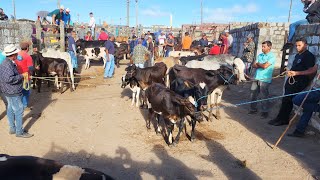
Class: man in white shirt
88,12,95,39
225,30,233,48
157,31,166,57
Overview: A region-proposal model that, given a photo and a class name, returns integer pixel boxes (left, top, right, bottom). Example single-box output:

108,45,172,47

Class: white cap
3,44,20,56
60,5,65,10
66,8,70,12
224,30,229,33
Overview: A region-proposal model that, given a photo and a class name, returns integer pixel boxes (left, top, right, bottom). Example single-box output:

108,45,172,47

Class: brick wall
230,22,289,68
0,20,33,51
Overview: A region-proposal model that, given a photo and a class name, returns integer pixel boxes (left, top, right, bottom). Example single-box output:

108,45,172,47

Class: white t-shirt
228,35,233,47
158,35,166,45
89,17,96,29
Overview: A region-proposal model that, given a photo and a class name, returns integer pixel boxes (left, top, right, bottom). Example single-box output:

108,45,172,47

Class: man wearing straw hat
0,45,33,138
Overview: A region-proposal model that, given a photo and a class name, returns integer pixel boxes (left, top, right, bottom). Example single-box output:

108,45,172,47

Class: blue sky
1,0,306,27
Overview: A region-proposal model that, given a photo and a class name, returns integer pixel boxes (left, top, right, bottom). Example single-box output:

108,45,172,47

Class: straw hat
3,45,20,56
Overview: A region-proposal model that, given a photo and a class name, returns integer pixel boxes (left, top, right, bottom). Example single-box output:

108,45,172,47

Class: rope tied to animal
22,73,30,91
219,73,234,85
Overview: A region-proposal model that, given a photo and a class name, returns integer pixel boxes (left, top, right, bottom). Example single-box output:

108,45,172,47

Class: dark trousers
276,78,310,123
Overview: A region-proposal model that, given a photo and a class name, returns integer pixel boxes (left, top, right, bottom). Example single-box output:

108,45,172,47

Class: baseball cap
66,8,70,12
60,5,64,10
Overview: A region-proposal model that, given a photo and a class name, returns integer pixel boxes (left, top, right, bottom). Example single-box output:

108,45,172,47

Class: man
225,30,233,49
209,40,220,55
104,35,116,78
165,33,174,57
248,41,276,118
0,51,8,110
132,39,149,68
146,31,152,40
140,34,148,48
68,31,78,73
241,33,256,76
269,38,317,126
282,0,320,51
0,45,33,138
0,8,8,20
182,32,192,51
62,8,71,27
158,32,166,57
147,37,154,67
88,12,96,39
15,41,35,111
220,33,229,54
129,35,138,55
199,33,209,47
48,5,64,25
98,28,109,40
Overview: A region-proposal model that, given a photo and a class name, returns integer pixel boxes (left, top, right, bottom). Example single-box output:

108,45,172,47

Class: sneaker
248,110,258,115
287,130,304,138
261,112,268,119
281,42,293,51
9,129,15,135
16,131,34,138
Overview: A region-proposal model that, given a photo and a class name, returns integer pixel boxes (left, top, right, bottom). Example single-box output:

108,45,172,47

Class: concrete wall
230,22,289,68
0,20,33,51
288,24,320,132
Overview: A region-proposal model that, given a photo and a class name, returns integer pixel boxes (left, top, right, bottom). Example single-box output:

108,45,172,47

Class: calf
81,47,107,69
0,154,113,180
145,83,202,146
121,75,141,107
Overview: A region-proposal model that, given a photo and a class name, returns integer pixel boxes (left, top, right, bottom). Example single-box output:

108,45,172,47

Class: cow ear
206,70,216,77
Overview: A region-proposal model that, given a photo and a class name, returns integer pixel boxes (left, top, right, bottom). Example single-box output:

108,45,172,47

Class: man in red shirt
98,28,109,40
209,40,220,55
15,41,35,111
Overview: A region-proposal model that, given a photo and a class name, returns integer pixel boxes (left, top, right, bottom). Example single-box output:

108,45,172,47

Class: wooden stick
273,84,315,149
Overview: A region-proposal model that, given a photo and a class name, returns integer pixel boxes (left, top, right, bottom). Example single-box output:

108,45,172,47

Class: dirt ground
0,59,320,180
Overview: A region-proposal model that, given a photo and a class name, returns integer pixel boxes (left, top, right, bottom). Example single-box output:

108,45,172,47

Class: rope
22,73,30,91
31,75,97,79
33,76,121,86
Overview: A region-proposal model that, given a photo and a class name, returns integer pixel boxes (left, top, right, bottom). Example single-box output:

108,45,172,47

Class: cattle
80,47,107,69
31,53,72,93
75,39,107,51
145,83,203,146
121,75,141,107
0,154,113,180
41,48,75,91
169,64,238,120
154,57,181,87
179,54,207,65
168,51,195,58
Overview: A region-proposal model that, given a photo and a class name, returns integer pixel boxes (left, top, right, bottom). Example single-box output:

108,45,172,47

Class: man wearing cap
98,28,109,41
182,32,192,51
0,45,33,138
165,33,174,57
89,12,96,39
209,40,220,55
104,35,116,78
241,32,256,77
15,41,35,111
62,8,71,27
48,5,64,25
199,33,209,47
0,8,8,21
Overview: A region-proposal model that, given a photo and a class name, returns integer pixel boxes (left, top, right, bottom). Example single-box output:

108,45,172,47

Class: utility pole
12,0,16,21
200,0,203,25
127,0,130,27
288,0,293,23
57,0,60,8
135,0,138,36
77,13,80,23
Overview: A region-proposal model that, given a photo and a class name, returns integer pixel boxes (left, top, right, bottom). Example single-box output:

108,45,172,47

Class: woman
84,31,93,41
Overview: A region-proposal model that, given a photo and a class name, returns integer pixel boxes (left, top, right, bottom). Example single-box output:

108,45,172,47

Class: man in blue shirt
104,35,116,79
199,33,209,47
68,31,78,73
62,8,71,27
248,41,276,118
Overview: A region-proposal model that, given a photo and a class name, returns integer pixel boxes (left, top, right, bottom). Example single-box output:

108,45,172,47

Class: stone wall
230,22,289,68
0,20,33,51
288,24,320,132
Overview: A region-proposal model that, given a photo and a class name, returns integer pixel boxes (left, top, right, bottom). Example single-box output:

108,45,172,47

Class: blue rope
219,73,234,85
208,87,320,111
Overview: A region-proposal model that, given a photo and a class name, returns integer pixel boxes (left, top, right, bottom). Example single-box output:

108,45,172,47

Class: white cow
82,47,107,69
186,55,246,119
41,48,75,91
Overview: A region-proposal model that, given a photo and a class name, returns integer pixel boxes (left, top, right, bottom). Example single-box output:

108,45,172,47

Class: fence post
60,21,65,52
35,20,42,51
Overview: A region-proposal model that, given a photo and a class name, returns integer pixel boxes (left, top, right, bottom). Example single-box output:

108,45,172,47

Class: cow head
217,65,238,85
182,80,209,111
233,58,246,83
121,74,129,88
177,97,203,122
125,64,137,79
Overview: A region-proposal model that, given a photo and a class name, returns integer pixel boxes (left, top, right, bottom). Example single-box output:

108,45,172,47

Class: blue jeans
250,81,270,112
104,54,115,78
135,63,144,68
165,49,172,57
288,19,309,42
68,51,78,69
5,95,24,135
22,89,30,108
293,90,320,133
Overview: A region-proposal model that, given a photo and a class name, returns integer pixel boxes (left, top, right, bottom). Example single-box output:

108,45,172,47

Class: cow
0,154,113,180
31,53,72,94
154,57,181,87
121,75,141,107
169,64,238,120
75,39,107,51
145,83,203,146
80,47,107,69
179,54,207,65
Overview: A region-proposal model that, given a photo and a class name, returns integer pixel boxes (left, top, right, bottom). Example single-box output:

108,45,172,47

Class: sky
0,0,306,27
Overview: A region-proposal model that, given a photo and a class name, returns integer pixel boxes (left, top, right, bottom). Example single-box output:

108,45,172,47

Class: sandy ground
0,59,320,180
